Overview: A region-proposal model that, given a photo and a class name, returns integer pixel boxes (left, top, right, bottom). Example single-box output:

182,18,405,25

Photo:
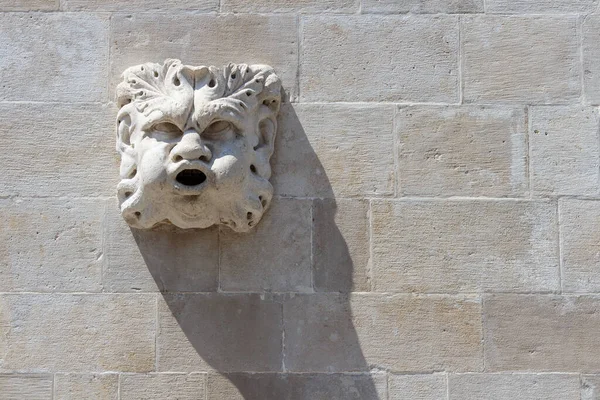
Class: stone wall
1,1,600,399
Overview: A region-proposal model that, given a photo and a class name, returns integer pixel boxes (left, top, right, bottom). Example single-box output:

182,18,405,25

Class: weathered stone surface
219,198,312,292
207,373,387,400
313,199,371,292
157,293,282,372
0,199,103,292
583,375,600,400
0,0,56,10
484,294,600,371
222,0,357,13
530,106,599,196
0,13,108,102
449,373,580,400
120,374,206,399
371,200,559,293
111,14,298,100
396,106,527,197
560,200,600,293
63,0,216,10
0,103,116,197
0,375,52,400
103,199,219,293
488,0,598,13
272,103,395,198
284,294,482,372
0,294,156,372
55,374,118,400
463,16,579,104
301,16,459,102
584,16,600,105
389,374,447,400
362,0,483,13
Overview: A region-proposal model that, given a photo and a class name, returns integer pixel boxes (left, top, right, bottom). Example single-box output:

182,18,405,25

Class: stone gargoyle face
115,59,281,232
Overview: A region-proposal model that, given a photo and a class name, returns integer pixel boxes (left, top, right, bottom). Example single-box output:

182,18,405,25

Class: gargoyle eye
203,120,232,136
151,122,182,136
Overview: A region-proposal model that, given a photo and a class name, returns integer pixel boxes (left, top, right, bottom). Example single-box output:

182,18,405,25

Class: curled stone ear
115,112,137,179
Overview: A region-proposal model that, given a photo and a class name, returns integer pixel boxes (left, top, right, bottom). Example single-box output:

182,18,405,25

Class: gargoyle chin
115,59,281,232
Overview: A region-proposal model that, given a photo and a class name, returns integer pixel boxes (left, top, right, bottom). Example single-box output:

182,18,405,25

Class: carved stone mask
115,59,281,232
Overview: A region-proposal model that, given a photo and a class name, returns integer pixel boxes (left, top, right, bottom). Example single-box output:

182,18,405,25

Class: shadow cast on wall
131,99,382,399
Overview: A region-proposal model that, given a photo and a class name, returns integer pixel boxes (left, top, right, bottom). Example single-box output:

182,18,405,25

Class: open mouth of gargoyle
175,169,207,186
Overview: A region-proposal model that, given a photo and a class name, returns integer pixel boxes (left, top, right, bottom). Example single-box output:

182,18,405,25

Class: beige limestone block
313,199,371,292
120,374,206,399
371,199,559,293
207,373,387,400
583,375,600,400
111,14,298,100
301,15,459,102
219,198,312,292
284,294,482,372
389,374,447,400
103,199,219,293
584,16,600,105
396,106,527,197
0,0,57,10
530,106,599,196
272,103,395,198
0,375,52,400
55,374,118,400
487,0,598,13
560,199,600,292
0,103,116,197
462,16,580,104
0,199,103,292
0,13,108,102
157,293,282,372
449,373,580,400
362,0,483,13
63,0,216,10
0,294,156,372
484,294,600,371
222,0,358,13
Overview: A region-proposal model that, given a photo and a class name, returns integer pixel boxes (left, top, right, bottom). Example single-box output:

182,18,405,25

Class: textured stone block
63,0,216,10
371,200,558,293
0,0,57,10
0,294,156,372
0,375,52,400
0,103,116,197
530,106,599,196
484,294,600,371
0,13,108,102
313,199,371,292
389,374,447,400
487,0,598,13
584,16,600,105
219,198,312,292
103,200,218,293
272,103,395,198
0,199,103,292
301,16,458,102
157,293,282,372
222,0,357,13
560,200,600,293
396,106,527,197
111,14,298,100
449,373,580,400
207,373,387,400
284,294,482,372
55,374,118,400
583,375,600,400
463,16,579,104
120,374,205,399
362,0,483,13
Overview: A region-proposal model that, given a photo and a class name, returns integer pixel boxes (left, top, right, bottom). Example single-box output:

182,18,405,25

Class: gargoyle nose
171,130,212,162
